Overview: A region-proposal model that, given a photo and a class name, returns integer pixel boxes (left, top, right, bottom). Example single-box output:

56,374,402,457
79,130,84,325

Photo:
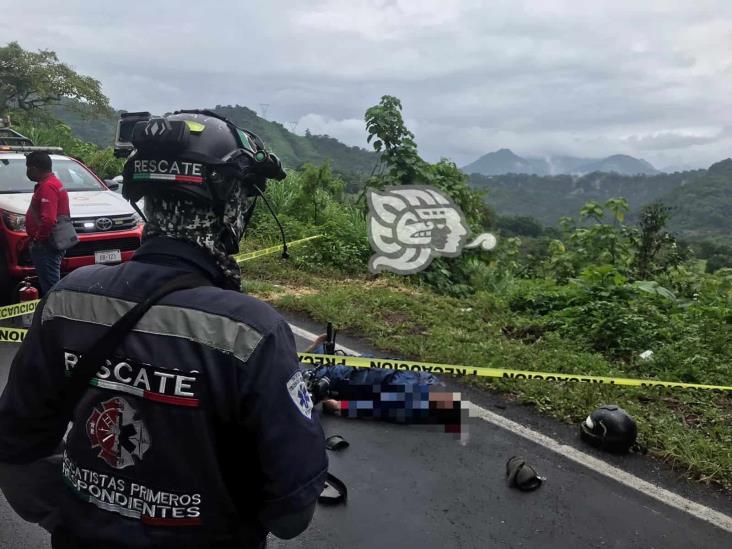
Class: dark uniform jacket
0,236,328,548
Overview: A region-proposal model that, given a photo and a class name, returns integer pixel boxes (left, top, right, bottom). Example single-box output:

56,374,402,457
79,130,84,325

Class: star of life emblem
287,370,313,419
367,185,497,275
87,397,151,469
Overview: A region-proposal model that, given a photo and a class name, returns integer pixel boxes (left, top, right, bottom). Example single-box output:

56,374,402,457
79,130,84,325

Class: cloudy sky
4,0,732,169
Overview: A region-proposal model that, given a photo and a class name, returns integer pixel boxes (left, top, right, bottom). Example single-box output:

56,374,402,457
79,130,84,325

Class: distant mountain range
462,148,660,176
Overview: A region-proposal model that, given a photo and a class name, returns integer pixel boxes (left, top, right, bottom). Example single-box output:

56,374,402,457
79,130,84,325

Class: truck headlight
2,212,26,232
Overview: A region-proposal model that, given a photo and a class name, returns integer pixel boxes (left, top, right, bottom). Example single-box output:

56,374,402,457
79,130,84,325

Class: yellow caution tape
0,299,40,320
297,353,732,392
0,235,323,319
235,235,323,263
0,235,323,340
0,326,27,344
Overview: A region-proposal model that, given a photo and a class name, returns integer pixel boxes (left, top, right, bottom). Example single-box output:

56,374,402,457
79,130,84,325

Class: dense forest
470,166,732,245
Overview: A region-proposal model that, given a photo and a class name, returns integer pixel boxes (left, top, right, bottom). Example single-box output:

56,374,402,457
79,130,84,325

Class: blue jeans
30,240,65,296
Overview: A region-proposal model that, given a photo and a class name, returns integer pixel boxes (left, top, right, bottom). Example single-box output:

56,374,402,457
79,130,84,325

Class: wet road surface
0,320,730,549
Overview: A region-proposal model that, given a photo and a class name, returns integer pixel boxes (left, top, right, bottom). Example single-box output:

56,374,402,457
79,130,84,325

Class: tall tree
364,95,427,185
363,94,488,228
0,42,111,117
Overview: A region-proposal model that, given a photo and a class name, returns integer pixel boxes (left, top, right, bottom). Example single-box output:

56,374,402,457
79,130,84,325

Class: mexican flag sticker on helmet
132,159,205,184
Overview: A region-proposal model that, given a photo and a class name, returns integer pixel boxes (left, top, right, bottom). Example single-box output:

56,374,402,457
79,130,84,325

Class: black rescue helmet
121,110,286,207
580,404,637,453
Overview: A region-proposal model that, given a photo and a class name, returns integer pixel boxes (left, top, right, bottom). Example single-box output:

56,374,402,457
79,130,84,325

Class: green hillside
48,101,120,148
51,101,377,182
660,159,732,243
471,170,695,223
470,167,732,244
211,105,376,181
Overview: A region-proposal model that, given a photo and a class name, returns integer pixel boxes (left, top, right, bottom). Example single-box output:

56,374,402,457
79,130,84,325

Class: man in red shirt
25,151,71,295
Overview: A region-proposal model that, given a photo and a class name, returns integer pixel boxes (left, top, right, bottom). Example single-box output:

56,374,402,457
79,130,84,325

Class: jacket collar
131,236,225,286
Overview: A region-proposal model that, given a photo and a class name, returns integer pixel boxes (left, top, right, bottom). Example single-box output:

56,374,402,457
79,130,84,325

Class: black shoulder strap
56,272,213,415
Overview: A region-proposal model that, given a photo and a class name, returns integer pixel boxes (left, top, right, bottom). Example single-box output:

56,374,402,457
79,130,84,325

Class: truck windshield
0,158,105,193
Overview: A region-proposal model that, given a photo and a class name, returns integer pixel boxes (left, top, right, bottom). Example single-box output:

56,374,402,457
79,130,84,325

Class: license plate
94,249,122,264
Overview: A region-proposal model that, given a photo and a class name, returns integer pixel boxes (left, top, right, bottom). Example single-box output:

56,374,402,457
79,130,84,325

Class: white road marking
466,403,732,533
289,322,732,534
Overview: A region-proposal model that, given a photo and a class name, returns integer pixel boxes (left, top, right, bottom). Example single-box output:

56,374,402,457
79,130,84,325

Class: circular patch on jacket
287,370,313,420
86,397,151,469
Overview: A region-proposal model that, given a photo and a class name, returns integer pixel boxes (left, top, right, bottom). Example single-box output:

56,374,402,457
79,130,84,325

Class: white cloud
2,0,732,169
296,114,367,146
621,127,729,151
295,0,464,39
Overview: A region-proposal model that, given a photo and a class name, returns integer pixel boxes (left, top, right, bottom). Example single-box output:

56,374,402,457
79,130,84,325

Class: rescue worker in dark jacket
0,111,328,548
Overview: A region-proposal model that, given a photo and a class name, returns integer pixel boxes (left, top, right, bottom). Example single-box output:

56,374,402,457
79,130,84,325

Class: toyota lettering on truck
0,124,144,303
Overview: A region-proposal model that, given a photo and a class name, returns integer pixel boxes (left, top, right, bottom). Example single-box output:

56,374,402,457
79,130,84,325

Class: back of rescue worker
0,111,328,548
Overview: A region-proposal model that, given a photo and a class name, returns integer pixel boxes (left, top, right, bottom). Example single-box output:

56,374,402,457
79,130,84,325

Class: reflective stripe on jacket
0,236,328,548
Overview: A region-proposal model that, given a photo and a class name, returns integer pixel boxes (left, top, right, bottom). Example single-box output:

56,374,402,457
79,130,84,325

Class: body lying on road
302,335,463,432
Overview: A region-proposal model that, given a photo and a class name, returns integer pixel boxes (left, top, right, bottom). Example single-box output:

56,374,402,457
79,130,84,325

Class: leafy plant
631,203,682,279
290,162,344,224
364,95,427,186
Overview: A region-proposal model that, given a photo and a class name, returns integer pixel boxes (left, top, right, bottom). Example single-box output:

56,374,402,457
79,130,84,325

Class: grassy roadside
241,255,732,492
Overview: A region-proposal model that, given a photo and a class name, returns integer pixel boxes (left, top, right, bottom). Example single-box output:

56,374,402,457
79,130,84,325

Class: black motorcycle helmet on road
580,404,638,453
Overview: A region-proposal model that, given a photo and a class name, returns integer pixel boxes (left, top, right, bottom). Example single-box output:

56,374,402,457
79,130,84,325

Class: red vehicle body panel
0,154,142,284
2,225,143,279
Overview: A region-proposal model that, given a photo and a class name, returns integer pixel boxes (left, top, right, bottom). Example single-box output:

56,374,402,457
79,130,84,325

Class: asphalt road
0,318,730,549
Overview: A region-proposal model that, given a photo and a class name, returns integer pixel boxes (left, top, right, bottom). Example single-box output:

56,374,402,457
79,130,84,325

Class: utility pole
286,121,298,133
258,103,270,119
